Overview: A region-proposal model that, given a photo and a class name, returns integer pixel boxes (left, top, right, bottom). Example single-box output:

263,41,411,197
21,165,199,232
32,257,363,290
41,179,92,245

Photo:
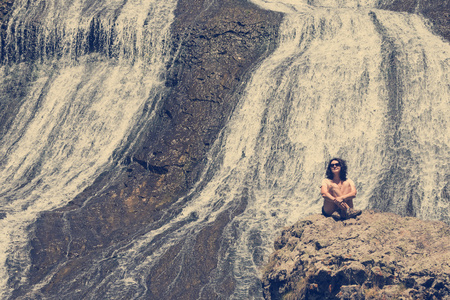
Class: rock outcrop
262,211,450,300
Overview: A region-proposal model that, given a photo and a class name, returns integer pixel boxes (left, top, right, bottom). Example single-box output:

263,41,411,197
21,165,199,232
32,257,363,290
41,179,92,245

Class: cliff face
0,0,450,298
262,211,450,300
17,0,283,298
378,0,450,41
0,0,13,27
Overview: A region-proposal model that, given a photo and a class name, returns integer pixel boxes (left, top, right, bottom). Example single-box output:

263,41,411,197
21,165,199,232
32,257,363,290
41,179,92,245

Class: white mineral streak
158,0,449,298
68,1,449,299
1,0,449,298
0,0,175,297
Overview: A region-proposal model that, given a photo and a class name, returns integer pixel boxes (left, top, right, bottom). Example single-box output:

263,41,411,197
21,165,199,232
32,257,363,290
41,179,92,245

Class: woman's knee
330,183,339,189
323,201,338,215
329,185,342,196
345,199,354,208
341,182,351,193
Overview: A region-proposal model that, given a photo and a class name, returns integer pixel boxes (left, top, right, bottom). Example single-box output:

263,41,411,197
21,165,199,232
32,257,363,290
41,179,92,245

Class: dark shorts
322,206,332,217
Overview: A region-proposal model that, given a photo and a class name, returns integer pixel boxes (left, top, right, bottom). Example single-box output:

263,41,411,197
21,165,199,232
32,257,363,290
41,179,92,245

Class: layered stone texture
0,0,450,298
378,0,450,41
263,211,450,300
17,0,282,298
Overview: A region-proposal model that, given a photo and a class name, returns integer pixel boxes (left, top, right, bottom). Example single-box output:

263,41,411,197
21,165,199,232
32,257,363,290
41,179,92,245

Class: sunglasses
330,163,340,168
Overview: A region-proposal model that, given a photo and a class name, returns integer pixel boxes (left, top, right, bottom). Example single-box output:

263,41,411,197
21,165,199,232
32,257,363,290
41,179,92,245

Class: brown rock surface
1,0,450,298
20,0,282,298
262,211,450,300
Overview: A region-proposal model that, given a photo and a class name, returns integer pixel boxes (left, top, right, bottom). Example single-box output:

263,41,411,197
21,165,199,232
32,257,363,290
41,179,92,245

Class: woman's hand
335,196,349,210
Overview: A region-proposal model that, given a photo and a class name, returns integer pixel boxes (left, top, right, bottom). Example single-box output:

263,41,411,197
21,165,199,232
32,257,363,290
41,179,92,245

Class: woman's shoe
346,208,362,219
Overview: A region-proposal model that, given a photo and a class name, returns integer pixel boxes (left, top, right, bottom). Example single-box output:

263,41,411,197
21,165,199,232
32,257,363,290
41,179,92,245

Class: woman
321,158,362,219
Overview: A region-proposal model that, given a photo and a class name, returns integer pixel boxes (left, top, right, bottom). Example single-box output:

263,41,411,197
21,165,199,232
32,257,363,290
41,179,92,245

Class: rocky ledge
262,211,450,300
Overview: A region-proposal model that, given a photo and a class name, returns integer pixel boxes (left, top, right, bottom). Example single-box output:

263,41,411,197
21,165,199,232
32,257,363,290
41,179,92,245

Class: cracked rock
262,210,450,300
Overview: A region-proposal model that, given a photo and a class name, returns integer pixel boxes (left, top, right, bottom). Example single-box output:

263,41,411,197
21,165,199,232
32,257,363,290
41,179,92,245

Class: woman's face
330,160,341,174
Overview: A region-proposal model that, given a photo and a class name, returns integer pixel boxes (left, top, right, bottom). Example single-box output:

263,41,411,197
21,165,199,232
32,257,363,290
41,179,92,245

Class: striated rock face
0,0,13,24
262,211,450,300
378,0,450,41
21,0,282,298
0,0,449,298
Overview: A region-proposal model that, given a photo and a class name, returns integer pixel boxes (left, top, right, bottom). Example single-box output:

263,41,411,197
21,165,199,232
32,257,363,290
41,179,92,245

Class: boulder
262,210,450,300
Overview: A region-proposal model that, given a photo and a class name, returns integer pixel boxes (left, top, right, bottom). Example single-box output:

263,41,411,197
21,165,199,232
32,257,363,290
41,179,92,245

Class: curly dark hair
326,158,348,181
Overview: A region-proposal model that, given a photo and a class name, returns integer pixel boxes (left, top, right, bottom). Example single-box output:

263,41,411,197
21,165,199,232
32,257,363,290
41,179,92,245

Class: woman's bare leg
329,184,350,210
323,184,347,216
341,182,354,208
322,199,339,216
